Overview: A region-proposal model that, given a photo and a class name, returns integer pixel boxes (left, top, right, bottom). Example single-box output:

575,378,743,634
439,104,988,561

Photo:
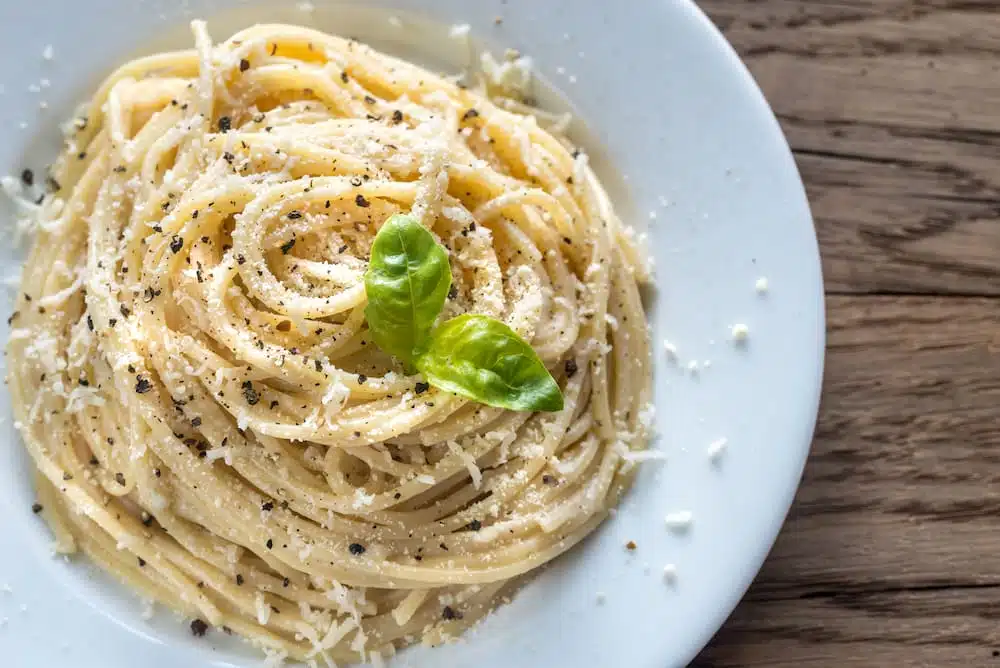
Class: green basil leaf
364,214,452,366
416,314,564,412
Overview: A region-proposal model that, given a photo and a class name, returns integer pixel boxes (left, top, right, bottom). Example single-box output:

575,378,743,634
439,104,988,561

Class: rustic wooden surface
693,1,1000,666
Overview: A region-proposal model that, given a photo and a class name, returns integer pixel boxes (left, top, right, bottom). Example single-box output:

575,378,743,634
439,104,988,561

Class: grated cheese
755,277,769,294
447,440,482,489
448,24,471,39
730,323,749,343
707,437,728,462
664,511,693,531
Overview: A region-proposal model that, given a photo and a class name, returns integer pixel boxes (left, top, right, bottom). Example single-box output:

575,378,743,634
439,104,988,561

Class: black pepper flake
266,538,273,549
86,315,94,331
115,472,126,486
414,381,430,395
355,194,369,208
542,474,556,485
21,169,34,186
153,468,161,478
237,255,246,265
340,71,349,83
391,109,403,123
364,95,376,105
46,176,61,191
462,108,479,122
467,519,482,531
217,116,231,133
112,165,127,173
141,512,153,526
241,380,259,406
31,502,43,514
280,238,296,254
625,540,637,551
190,619,208,637
78,151,87,160
261,501,274,511
170,235,183,253
338,244,348,254
223,151,234,164
287,210,302,219
89,456,99,466
447,285,459,300
442,606,458,620
191,417,202,427
562,236,572,244
357,374,367,385
314,360,322,372
565,359,578,378
236,574,244,585
348,542,365,555
109,318,118,328
269,400,279,409
135,376,152,394
282,577,289,588
138,557,146,567
239,58,250,72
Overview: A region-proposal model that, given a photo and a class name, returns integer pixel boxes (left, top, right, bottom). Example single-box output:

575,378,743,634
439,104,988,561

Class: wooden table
693,2,1000,666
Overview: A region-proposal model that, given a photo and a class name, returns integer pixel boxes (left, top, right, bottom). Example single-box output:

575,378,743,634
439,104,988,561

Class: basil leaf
364,214,452,366
416,314,564,412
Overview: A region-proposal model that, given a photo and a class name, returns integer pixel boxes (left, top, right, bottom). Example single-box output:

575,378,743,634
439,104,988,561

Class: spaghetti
6,21,652,665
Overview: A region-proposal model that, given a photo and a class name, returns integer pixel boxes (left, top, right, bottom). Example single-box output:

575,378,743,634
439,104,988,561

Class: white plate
0,1,824,666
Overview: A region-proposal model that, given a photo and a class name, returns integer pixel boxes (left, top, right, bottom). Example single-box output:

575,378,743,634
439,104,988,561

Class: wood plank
694,587,1000,667
695,295,1000,664
699,1,1000,294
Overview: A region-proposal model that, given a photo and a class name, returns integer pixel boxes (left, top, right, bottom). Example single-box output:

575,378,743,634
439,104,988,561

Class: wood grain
695,296,1000,666
702,0,1000,295
692,1,1000,664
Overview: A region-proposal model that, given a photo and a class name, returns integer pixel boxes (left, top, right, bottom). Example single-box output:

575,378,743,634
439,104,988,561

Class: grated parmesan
448,23,471,39
664,511,693,531
446,440,482,489
707,437,728,462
